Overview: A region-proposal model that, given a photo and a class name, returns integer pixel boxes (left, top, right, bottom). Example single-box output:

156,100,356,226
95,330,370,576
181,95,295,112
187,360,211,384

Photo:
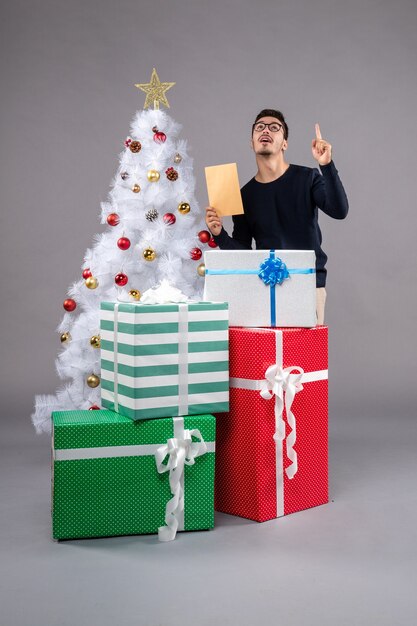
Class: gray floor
1,411,416,626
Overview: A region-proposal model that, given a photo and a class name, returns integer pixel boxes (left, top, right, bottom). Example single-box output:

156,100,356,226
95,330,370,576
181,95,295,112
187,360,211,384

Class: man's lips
260,136,272,143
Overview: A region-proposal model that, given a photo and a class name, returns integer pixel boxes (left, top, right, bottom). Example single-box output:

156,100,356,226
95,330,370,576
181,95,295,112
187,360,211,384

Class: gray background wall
2,2,417,625
1,0,416,422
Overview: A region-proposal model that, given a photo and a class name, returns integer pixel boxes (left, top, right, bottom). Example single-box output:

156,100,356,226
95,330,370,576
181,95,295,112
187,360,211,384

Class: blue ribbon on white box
205,250,315,326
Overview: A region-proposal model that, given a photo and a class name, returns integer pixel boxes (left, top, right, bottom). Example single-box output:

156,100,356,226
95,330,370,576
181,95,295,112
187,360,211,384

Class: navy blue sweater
213,160,349,287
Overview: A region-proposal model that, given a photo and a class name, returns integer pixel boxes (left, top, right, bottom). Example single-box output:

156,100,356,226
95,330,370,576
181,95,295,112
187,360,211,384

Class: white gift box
203,250,316,328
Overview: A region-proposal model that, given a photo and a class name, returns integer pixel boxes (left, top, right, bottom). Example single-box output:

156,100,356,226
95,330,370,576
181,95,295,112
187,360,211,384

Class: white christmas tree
33,69,217,434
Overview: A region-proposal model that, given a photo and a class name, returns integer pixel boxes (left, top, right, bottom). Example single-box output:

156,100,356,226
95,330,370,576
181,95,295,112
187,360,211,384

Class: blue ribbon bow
258,255,290,286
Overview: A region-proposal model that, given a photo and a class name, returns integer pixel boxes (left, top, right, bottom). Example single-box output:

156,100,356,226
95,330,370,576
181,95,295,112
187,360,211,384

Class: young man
205,109,349,324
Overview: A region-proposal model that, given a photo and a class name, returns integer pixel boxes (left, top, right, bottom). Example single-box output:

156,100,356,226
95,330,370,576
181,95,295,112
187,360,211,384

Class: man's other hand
205,206,222,236
312,123,332,166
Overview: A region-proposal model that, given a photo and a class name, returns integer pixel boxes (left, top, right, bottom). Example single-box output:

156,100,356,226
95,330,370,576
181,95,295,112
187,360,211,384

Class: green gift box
52,410,216,541
100,301,229,421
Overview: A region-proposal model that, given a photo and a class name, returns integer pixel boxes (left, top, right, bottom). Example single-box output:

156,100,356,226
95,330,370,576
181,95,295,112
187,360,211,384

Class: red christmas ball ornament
82,268,92,279
63,298,76,312
154,131,167,143
190,247,203,260
163,212,176,225
208,237,218,248
115,272,128,286
198,230,211,244
117,237,131,250
89,405,100,410
107,213,120,226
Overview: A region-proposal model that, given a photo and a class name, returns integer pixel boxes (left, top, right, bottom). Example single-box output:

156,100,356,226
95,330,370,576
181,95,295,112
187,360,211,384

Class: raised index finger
315,123,322,140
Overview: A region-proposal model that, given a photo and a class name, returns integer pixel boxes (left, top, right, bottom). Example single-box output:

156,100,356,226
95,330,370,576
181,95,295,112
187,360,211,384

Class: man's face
251,116,287,156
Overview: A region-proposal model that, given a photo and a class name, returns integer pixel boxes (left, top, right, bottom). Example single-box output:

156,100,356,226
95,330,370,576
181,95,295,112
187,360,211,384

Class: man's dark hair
252,109,289,140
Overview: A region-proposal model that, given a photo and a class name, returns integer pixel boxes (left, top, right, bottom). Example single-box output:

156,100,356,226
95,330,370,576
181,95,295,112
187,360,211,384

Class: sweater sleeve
212,213,253,249
311,161,349,219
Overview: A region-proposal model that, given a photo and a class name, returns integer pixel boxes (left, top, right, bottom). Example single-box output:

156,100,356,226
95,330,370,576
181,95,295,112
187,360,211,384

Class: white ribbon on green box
229,330,328,518
54,416,214,542
100,301,229,420
155,416,208,541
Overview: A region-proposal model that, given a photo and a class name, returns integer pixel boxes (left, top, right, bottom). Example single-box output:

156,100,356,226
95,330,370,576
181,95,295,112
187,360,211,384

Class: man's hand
312,123,332,166
205,206,222,236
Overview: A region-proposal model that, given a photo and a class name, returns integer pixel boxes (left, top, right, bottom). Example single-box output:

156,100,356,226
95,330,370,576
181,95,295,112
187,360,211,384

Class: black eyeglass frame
252,121,283,133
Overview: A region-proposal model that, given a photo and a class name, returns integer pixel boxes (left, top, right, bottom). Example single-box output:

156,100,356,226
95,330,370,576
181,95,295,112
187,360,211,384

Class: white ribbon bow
260,365,304,479
155,428,207,542
140,279,190,304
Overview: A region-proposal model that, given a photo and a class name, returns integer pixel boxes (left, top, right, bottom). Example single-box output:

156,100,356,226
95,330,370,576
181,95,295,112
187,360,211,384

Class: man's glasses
253,122,283,133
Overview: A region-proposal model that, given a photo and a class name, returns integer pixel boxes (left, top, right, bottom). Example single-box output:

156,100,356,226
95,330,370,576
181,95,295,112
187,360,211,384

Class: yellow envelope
205,163,244,217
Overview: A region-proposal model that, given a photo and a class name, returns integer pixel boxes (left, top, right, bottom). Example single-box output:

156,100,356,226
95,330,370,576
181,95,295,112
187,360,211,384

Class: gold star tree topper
135,68,175,110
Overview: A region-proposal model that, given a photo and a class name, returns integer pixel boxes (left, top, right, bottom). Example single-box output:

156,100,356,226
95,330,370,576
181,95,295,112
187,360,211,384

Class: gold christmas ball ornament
197,263,206,277
87,374,100,388
90,335,101,349
174,153,182,164
178,202,191,214
60,331,71,343
129,289,141,300
143,247,156,262
147,169,160,182
85,276,99,289
132,183,141,193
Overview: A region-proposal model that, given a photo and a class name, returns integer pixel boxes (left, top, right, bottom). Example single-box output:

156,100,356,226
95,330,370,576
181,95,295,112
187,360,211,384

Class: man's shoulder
241,177,256,193
240,165,317,191
289,163,317,177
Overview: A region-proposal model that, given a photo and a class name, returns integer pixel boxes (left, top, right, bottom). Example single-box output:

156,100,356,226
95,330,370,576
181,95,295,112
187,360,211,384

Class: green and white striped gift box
100,301,229,421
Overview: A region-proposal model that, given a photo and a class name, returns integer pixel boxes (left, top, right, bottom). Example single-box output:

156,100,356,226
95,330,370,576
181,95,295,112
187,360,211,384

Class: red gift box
215,326,328,522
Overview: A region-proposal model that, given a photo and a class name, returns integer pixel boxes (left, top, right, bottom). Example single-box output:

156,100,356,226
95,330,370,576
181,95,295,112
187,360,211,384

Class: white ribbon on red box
229,330,328,517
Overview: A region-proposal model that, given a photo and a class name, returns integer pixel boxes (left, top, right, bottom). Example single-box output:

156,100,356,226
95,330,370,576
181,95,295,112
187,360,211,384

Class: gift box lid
52,410,216,451
99,301,229,350
204,249,316,271
229,326,328,379
100,301,228,314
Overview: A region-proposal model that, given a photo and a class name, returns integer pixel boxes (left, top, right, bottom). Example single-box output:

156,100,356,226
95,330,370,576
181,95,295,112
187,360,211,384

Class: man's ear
282,140,288,152
250,137,254,150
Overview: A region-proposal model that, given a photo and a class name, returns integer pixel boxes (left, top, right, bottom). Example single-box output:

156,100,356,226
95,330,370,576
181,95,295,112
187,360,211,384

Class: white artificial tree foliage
33,108,212,433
